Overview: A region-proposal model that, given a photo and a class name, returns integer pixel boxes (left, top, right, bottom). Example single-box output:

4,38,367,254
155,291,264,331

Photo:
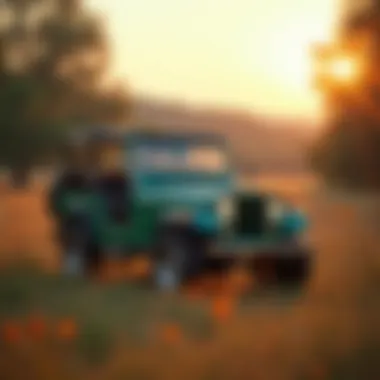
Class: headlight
266,198,287,225
218,197,235,223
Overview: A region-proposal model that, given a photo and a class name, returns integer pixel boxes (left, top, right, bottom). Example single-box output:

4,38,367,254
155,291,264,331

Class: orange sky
88,0,337,117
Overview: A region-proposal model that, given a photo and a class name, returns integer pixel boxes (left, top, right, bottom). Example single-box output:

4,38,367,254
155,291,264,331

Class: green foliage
311,1,380,190
311,123,357,189
310,116,380,190
0,0,129,180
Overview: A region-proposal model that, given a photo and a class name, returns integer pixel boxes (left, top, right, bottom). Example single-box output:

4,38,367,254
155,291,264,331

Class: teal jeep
49,128,312,289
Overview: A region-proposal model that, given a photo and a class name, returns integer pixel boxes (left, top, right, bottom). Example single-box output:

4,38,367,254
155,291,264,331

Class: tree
310,0,380,190
0,0,129,187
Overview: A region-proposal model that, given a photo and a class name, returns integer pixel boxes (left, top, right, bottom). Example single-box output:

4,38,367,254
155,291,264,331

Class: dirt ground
1,176,380,379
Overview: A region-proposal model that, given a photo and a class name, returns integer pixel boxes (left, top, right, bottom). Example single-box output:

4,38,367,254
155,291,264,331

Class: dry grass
1,177,380,379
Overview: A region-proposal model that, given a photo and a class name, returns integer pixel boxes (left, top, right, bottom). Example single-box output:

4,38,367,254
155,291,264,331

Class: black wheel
251,257,277,285
59,228,87,276
151,233,189,291
58,215,97,277
251,253,311,288
61,245,86,276
83,241,103,277
150,228,208,291
61,241,102,277
203,257,235,275
59,226,103,278
274,255,311,287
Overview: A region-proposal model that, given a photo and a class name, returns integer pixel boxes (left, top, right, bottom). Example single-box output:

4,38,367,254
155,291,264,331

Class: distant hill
126,97,319,174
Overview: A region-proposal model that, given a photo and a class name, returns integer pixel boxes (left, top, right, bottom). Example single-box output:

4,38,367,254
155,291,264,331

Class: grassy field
1,176,380,379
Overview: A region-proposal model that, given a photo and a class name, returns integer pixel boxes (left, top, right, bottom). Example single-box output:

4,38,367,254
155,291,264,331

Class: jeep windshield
134,143,228,173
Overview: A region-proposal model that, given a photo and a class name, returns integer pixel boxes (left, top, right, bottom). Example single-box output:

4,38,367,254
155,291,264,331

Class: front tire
275,255,311,286
151,228,208,291
151,233,189,291
59,228,87,276
251,252,312,288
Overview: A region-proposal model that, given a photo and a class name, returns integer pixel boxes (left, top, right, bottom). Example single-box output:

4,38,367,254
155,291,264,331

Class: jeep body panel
54,128,309,259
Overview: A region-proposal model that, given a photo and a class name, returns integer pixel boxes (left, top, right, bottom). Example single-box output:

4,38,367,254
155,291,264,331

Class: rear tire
83,242,103,277
61,242,103,278
59,228,87,276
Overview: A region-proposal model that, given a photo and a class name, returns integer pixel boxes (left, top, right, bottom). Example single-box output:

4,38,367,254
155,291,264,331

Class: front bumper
208,238,311,259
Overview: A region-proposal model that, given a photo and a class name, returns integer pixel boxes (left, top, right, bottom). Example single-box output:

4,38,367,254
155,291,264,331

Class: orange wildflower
1,320,23,344
161,323,183,344
56,318,78,341
211,296,235,323
26,313,47,341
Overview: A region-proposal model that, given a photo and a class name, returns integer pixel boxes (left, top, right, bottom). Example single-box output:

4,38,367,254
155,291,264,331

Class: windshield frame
131,139,229,174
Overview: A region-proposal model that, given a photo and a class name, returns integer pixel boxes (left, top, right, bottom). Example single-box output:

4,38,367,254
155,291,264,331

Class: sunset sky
88,0,337,117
